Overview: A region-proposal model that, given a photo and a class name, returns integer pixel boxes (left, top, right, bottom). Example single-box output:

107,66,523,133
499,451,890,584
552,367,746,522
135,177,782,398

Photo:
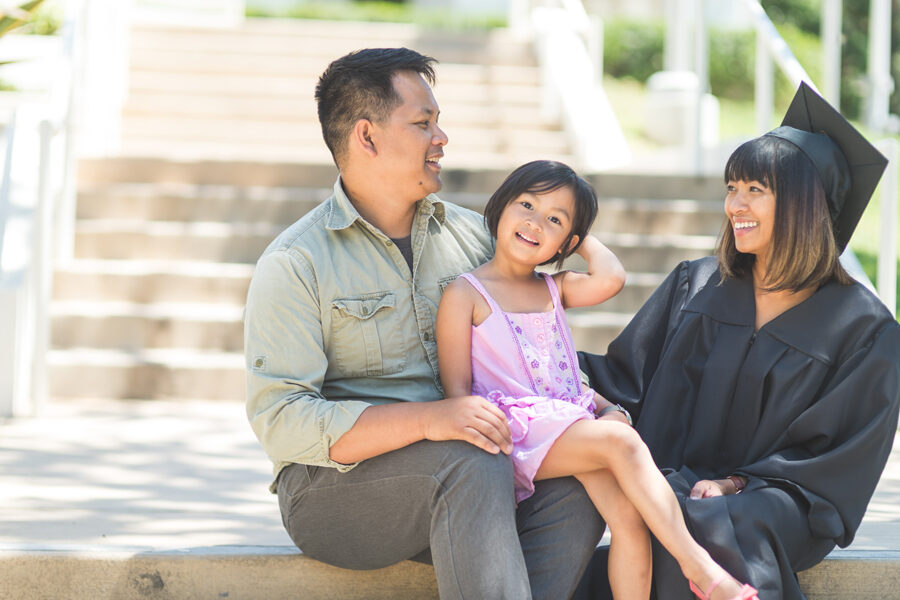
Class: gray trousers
277,440,605,600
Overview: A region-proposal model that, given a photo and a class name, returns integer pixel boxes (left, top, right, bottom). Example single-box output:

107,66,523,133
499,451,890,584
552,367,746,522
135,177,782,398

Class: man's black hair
315,48,437,167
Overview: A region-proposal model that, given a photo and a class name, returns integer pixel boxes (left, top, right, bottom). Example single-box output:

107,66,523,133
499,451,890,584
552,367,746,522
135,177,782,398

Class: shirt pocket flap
332,292,396,320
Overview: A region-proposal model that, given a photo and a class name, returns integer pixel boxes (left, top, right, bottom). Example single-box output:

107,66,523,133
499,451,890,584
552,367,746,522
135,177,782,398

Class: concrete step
76,157,341,187
7,546,898,600
49,298,646,356
0,548,439,600
52,259,661,316
126,70,544,107
53,259,254,304
129,19,537,67
566,311,633,355
70,219,714,270
114,140,576,170
128,47,541,86
51,301,245,352
74,183,723,235
48,348,244,400
121,93,554,130
74,158,726,201
118,116,571,154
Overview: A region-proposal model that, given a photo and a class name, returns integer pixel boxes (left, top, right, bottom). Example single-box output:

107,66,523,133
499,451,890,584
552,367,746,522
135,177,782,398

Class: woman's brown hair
717,135,852,292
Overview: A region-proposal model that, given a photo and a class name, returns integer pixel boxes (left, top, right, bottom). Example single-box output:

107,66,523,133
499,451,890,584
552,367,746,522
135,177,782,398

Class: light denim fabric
244,177,493,485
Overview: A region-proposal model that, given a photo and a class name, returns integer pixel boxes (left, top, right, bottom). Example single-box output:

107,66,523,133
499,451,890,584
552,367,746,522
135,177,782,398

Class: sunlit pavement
0,399,897,553
0,399,290,551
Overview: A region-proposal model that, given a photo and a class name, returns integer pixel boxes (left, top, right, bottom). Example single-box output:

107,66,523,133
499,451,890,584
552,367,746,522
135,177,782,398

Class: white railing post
0,112,16,265
31,119,56,415
531,1,629,171
665,0,692,71
865,0,894,132
508,0,531,37
877,139,898,316
754,27,774,133
693,0,707,174
822,0,842,109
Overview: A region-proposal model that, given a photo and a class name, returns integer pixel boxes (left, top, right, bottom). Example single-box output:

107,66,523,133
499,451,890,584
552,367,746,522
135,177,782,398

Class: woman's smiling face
725,179,776,264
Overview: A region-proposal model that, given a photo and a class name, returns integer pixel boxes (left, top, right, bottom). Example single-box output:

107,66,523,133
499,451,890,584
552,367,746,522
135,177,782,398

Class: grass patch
245,1,506,30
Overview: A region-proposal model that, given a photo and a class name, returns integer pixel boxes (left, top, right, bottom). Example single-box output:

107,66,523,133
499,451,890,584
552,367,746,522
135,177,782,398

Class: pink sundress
459,272,596,502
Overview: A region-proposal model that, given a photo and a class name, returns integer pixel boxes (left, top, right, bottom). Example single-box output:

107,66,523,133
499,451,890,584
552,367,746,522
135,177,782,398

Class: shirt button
423,332,431,341
386,240,393,246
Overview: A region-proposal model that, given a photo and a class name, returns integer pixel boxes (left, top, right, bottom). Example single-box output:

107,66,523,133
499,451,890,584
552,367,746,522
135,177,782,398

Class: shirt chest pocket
330,292,405,377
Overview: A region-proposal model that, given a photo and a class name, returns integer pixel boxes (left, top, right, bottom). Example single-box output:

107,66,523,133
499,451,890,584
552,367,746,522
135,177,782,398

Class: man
244,47,603,599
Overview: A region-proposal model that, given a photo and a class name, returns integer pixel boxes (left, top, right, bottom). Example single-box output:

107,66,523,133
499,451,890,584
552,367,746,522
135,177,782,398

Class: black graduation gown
577,257,900,600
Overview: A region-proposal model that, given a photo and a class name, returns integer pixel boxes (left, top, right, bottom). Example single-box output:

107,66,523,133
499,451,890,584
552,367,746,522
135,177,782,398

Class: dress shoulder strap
541,272,562,312
458,273,502,313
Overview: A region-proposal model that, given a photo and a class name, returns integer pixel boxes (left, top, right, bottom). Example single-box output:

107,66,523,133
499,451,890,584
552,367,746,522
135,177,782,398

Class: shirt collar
326,176,446,231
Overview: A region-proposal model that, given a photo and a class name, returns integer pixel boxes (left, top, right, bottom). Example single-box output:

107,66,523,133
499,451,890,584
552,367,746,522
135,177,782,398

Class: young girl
436,161,758,600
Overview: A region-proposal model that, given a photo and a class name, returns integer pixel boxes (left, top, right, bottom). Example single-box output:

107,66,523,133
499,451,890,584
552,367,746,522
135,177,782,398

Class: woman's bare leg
575,470,651,600
536,419,747,600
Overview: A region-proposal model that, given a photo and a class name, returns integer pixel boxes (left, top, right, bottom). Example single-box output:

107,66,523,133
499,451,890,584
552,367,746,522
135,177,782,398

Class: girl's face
496,186,578,266
725,179,776,261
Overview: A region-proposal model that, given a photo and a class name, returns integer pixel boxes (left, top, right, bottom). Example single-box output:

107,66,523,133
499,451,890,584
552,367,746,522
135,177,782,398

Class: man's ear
352,119,378,158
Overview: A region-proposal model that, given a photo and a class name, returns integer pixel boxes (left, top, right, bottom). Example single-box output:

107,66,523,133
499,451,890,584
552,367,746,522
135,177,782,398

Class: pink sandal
689,575,759,600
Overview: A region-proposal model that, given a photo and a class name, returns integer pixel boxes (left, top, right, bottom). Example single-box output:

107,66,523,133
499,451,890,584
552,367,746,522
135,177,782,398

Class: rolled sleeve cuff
318,399,372,471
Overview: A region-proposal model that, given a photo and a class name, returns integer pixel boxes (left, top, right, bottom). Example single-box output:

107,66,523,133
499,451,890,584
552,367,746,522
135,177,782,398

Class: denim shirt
244,177,493,485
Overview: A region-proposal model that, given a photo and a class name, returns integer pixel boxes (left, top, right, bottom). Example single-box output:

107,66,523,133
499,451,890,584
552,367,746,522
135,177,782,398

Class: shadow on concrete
0,399,292,549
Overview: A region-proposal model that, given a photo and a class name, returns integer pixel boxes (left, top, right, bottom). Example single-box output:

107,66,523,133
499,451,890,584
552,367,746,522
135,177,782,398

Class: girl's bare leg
575,470,651,600
536,419,747,600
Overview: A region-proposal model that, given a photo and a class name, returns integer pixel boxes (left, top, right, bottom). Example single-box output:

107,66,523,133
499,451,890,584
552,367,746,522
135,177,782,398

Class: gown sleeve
578,259,715,422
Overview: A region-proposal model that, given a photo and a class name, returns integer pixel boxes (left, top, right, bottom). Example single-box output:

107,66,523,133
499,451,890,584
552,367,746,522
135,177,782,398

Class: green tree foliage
760,0,900,119
0,0,46,37
604,1,898,120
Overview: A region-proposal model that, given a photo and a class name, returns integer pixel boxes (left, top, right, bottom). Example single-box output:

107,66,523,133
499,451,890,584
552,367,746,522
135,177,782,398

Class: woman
576,82,900,599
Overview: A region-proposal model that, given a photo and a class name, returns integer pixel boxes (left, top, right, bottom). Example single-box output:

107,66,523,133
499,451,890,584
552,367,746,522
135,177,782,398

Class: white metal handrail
0,2,81,417
509,0,629,171
0,110,17,267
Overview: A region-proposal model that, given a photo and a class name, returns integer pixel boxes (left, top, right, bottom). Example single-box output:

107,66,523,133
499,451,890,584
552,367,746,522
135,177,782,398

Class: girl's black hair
483,160,598,269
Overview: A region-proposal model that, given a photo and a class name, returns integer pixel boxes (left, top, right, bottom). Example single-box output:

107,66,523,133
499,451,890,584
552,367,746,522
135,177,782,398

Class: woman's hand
690,477,743,499
593,392,631,425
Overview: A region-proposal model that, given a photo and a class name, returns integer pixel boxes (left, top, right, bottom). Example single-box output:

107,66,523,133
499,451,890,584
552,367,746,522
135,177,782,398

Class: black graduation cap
764,81,888,251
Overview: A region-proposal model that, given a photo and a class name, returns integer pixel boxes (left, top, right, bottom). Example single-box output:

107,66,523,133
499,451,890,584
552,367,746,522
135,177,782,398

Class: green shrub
760,0,900,121
602,20,664,82
603,18,821,108
245,1,505,30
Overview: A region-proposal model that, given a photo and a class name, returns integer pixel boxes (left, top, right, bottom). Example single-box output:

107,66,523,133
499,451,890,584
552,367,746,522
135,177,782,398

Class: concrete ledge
4,545,900,600
798,550,900,600
0,546,438,600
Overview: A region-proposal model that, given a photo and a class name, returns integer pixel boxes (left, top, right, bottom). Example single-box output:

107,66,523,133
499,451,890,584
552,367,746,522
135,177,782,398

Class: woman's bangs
724,138,776,189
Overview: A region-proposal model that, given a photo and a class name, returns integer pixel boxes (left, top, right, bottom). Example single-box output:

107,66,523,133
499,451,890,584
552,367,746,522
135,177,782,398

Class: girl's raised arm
436,278,477,398
556,235,626,309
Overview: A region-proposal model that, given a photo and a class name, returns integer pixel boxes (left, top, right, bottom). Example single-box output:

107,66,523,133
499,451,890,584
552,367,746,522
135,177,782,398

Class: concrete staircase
120,19,575,169
47,17,726,401
49,157,724,401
